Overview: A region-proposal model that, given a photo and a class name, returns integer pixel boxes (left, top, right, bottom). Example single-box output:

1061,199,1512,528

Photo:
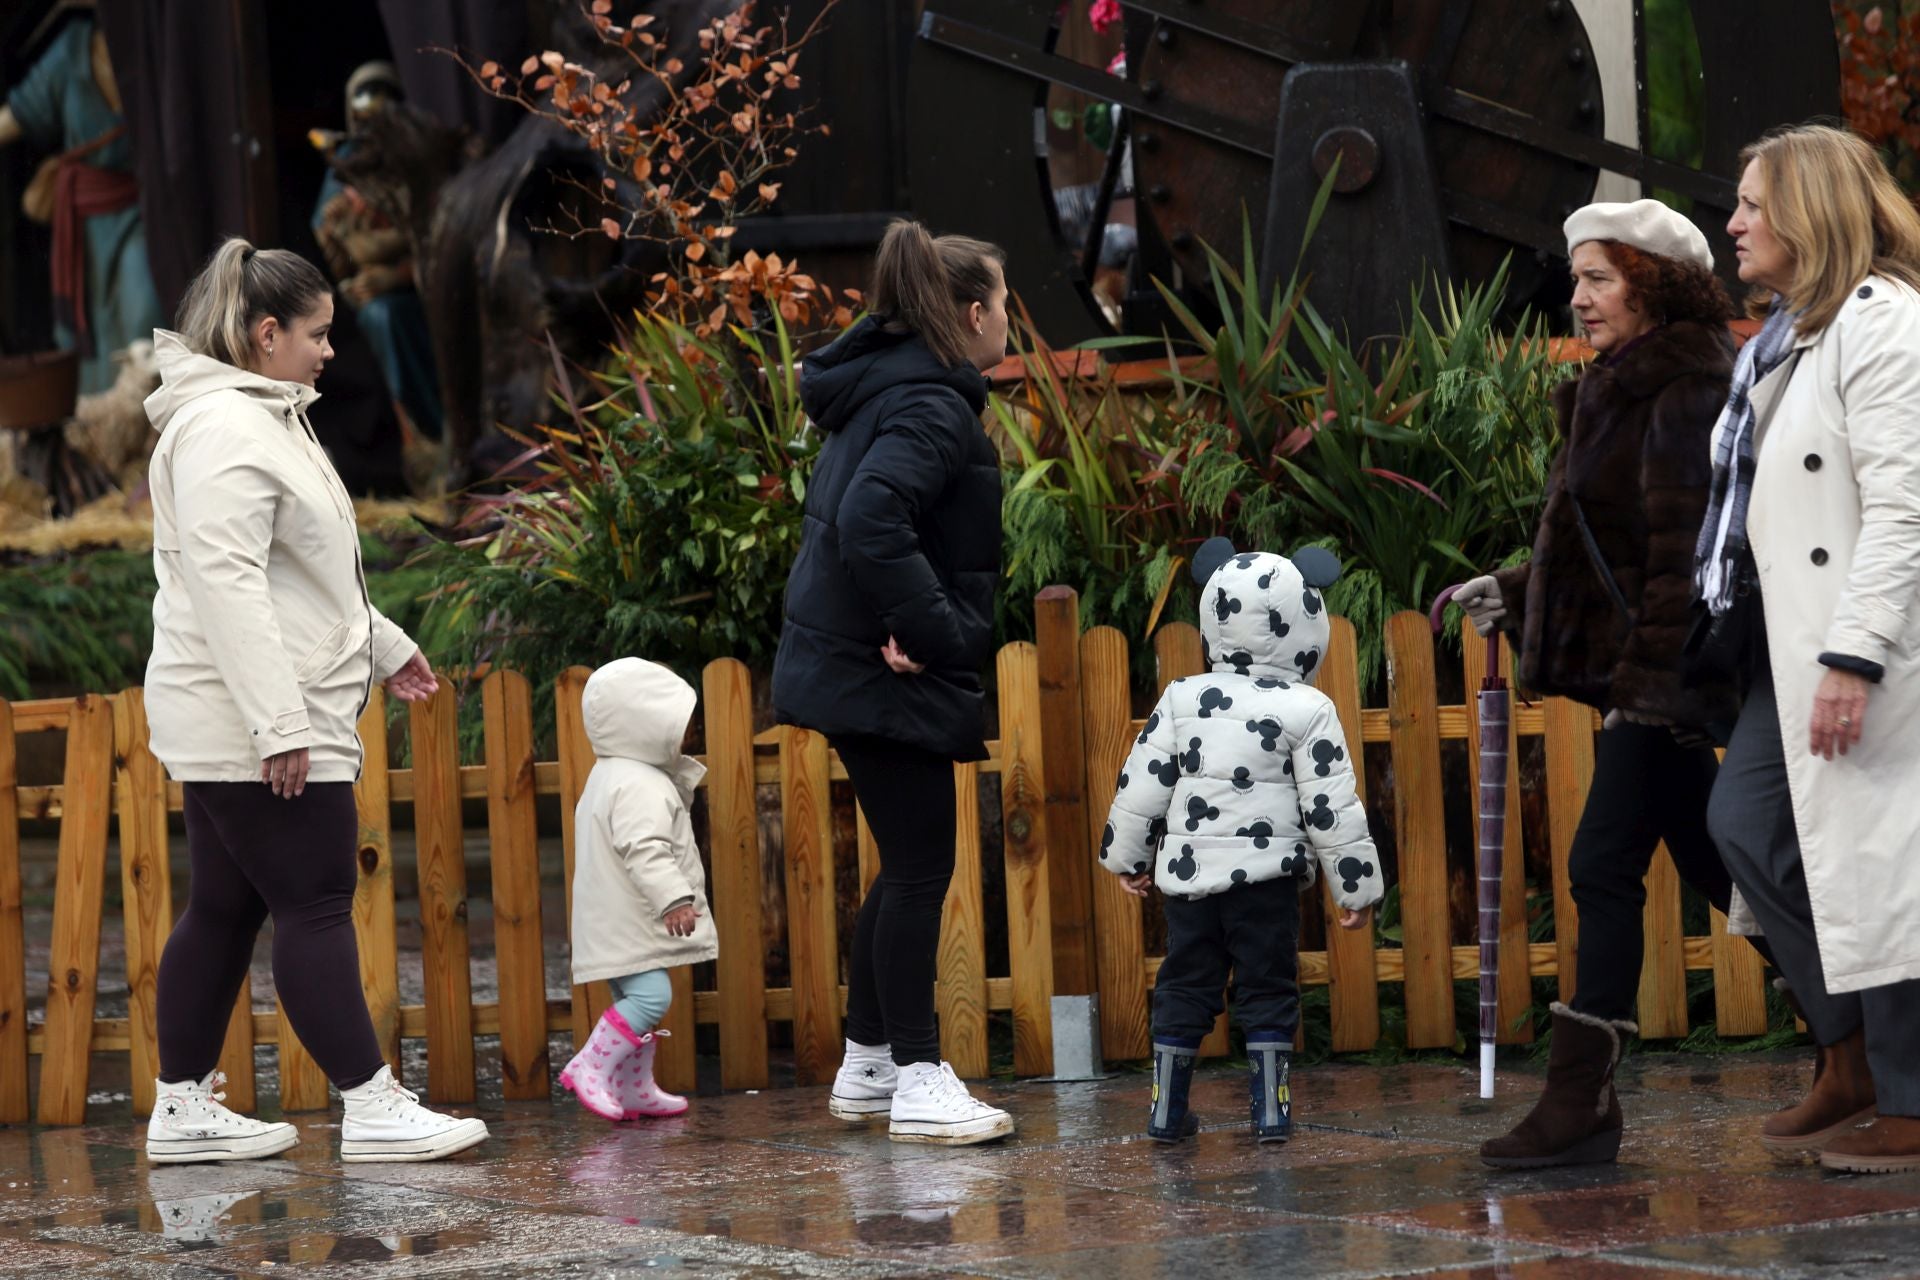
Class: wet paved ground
6,1052,1920,1278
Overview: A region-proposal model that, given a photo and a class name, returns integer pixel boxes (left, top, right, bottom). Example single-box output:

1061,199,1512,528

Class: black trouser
156,782,385,1090
1154,878,1300,1042
833,735,957,1067
1567,720,1769,1021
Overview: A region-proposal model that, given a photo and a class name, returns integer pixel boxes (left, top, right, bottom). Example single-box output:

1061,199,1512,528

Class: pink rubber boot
618,1030,689,1119
559,1008,643,1121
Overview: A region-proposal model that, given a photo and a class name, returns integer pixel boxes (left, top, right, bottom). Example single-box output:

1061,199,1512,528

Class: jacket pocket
293,620,349,686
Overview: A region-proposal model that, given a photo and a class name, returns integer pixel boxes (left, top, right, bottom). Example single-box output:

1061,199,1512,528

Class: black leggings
156,781,385,1089
832,735,957,1067
1568,720,1771,1021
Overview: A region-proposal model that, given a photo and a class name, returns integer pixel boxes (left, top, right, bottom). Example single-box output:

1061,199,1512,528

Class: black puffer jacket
771,318,1000,761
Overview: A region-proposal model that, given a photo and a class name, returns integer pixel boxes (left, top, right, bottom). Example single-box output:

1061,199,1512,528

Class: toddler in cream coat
560,658,719,1120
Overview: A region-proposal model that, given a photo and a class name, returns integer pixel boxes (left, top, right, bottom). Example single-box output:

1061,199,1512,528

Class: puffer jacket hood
582,658,699,772
1198,552,1333,683
800,315,988,434
146,329,319,436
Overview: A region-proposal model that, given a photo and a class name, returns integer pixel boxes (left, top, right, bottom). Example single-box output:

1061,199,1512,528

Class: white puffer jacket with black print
1098,543,1385,909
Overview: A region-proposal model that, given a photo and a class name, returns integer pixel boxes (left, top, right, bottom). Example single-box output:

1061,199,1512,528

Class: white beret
1563,199,1713,273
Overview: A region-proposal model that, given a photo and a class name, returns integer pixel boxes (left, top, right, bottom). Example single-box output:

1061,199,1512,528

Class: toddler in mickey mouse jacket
1099,538,1385,1144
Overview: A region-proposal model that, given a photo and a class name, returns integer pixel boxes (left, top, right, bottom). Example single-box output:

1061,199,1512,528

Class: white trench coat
1728,275,1920,994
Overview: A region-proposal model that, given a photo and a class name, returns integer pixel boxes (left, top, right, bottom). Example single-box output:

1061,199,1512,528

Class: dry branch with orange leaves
460,0,858,337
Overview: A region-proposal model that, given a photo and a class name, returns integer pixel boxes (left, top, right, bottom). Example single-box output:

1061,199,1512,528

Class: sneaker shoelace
368,1074,429,1118
924,1063,981,1112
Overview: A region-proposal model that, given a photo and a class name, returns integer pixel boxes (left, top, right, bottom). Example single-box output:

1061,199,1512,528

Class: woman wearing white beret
1457,197,1763,1168
1701,124,1920,1174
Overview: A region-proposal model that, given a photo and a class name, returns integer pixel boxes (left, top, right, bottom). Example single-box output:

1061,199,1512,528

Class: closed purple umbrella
1433,584,1506,1099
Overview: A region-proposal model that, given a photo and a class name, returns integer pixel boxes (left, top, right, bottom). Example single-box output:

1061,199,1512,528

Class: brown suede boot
1480,1003,1631,1169
1759,1025,1875,1156
1820,1116,1920,1174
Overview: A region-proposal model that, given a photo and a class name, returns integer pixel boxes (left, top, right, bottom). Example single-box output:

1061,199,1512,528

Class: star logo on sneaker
862,1066,879,1080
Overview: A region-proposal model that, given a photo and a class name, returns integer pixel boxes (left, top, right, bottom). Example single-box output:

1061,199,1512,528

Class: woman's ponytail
175,237,333,370
869,219,1005,368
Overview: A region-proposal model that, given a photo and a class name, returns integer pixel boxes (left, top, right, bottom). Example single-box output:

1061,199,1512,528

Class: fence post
1637,846,1689,1039
1079,625,1147,1061
1542,697,1595,1003
1321,618,1380,1051
39,694,113,1125
780,727,841,1086
355,690,402,1075
998,641,1056,1077
113,691,172,1117
939,760,991,1077
1152,623,1228,1057
0,701,24,1123
1461,623,1535,1045
1383,613,1455,1051
556,668,611,1049
1711,906,1769,1036
703,659,769,1089
483,670,551,1098
411,683,476,1103
1035,587,1095,996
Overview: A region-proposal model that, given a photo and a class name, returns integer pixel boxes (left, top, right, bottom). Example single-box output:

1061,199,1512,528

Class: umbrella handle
1434,583,1506,686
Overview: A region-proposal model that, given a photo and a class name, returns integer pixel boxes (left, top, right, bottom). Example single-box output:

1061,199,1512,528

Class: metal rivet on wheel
1137,131,1160,152
1171,229,1194,250
1150,183,1171,203
1155,25,1175,46
1567,46,1586,68
1141,79,1163,101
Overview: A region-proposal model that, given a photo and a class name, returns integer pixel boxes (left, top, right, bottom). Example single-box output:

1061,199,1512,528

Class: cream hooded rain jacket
143,330,417,782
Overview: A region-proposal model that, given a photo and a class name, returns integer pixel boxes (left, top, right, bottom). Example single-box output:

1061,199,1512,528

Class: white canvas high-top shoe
887,1062,1014,1146
146,1070,298,1164
339,1066,488,1163
829,1039,897,1120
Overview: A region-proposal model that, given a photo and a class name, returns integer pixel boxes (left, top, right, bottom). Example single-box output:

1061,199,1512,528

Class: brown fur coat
1493,320,1736,726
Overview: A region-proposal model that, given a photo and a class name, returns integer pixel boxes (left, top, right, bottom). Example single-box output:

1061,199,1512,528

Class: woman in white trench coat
1700,124,1920,1174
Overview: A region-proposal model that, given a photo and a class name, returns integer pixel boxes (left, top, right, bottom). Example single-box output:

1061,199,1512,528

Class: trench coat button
1804,453,1822,471
1859,285,1874,298
1811,547,1830,566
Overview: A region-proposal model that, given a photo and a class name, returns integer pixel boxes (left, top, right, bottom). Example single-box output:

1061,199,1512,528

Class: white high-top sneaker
888,1062,1014,1146
829,1039,897,1120
339,1066,488,1163
146,1070,298,1163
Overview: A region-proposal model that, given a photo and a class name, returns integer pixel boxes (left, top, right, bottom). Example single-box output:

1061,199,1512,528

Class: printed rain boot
1147,1038,1200,1143
146,1070,299,1164
1764,988,1875,1156
339,1066,489,1162
619,1030,689,1118
829,1039,898,1120
1479,1003,1632,1169
888,1062,1015,1145
1820,1115,1920,1174
1247,1033,1293,1144
559,1007,645,1122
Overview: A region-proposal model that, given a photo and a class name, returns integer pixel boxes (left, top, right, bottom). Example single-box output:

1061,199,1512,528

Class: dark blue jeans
1155,877,1300,1042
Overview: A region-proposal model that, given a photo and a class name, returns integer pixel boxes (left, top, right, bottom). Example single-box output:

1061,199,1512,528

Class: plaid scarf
1693,305,1800,614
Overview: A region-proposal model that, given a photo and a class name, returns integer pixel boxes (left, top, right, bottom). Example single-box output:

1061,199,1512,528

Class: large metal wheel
909,0,1840,345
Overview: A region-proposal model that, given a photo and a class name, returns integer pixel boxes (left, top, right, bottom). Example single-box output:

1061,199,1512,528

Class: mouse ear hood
1290,546,1342,589
1191,536,1237,587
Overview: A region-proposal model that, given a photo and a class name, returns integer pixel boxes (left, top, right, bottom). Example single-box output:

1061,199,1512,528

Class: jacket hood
145,329,320,436
582,657,699,771
1199,552,1332,683
799,315,989,433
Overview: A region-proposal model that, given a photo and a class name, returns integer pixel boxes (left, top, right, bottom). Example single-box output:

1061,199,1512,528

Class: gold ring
1838,717,1852,728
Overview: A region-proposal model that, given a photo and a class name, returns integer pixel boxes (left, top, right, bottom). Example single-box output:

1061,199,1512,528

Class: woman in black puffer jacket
772,220,1014,1146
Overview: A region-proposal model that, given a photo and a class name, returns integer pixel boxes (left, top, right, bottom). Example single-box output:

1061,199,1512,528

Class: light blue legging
608,970,672,1034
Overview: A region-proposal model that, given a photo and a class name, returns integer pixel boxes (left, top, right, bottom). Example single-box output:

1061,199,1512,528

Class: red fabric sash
50,125,139,354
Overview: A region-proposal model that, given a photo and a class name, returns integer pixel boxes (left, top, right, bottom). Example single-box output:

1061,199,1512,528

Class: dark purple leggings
156,781,385,1089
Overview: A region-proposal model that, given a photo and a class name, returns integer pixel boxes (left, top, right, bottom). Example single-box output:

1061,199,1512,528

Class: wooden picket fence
0,591,1770,1125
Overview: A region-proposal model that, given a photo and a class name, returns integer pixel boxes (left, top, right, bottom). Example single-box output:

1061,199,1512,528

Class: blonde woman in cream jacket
143,238,484,1166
